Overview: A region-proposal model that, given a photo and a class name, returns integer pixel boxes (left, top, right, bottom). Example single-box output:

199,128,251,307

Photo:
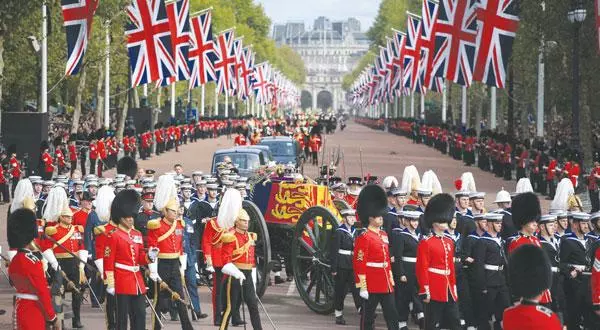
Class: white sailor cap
539,214,558,223
86,180,99,187
236,177,249,183
484,212,504,222
53,182,66,189
390,187,408,196
590,212,600,222
192,171,204,176
235,182,246,189
115,182,126,188
474,213,486,221
549,209,568,218
221,179,234,187
73,180,85,186
29,176,42,184
469,192,486,199
181,183,193,190
195,180,207,186
43,180,55,186
340,208,356,216
416,189,432,197
142,181,156,189
126,179,137,185
568,211,590,221
206,177,218,184
402,211,423,219
206,183,219,190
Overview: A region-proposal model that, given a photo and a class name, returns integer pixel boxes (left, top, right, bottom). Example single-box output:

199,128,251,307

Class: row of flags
60,0,299,109
351,0,520,107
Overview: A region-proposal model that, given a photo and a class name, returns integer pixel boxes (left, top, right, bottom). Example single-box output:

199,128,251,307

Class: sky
255,0,380,32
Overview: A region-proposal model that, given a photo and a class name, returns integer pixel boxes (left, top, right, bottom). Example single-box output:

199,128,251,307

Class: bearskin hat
69,133,77,143
117,156,138,179
423,193,455,228
53,137,63,147
508,245,552,299
356,184,388,227
7,144,16,155
512,192,541,228
40,140,50,151
111,189,140,224
8,208,37,249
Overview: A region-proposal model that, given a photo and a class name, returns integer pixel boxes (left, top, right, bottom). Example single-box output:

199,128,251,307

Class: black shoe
274,276,285,284
192,311,198,321
335,316,346,325
286,276,293,282
196,312,208,320
232,320,247,326
170,314,179,322
72,320,84,328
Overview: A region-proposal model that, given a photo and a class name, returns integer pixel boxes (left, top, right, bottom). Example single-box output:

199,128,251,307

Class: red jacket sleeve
592,247,600,306
201,220,214,263
352,234,367,289
31,261,57,321
416,239,430,296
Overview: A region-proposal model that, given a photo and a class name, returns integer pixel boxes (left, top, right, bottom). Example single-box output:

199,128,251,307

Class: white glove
78,250,89,271
148,247,159,262
148,262,160,282
106,287,115,296
360,289,369,300
222,263,245,281
94,258,104,275
251,268,257,290
205,265,215,273
42,249,59,271
179,254,187,273
7,250,17,262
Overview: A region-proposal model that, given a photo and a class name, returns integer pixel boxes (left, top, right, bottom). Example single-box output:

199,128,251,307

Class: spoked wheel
244,200,271,298
291,206,339,314
332,199,351,212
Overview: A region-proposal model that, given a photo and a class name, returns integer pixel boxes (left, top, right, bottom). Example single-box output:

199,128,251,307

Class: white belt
366,262,388,268
484,264,504,271
551,267,559,273
428,267,450,275
15,293,38,301
570,264,586,272
401,257,417,263
116,263,140,272
338,249,353,256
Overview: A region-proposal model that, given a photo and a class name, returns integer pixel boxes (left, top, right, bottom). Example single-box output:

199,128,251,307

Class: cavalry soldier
538,214,564,316
42,205,88,329
353,185,399,330
503,245,561,329
472,212,510,330
330,208,361,325
8,208,60,330
219,189,263,330
391,210,424,330
416,194,460,329
345,176,362,209
148,175,193,330
104,189,159,330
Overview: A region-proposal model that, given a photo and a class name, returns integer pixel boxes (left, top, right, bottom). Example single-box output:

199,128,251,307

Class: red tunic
94,222,117,281
508,234,552,304
234,135,247,146
503,301,561,330
104,226,148,295
9,250,57,328
416,234,458,302
97,140,107,160
41,151,54,173
43,224,85,258
146,218,184,260
68,144,77,161
221,230,257,270
72,209,90,227
56,149,66,167
547,159,557,181
89,142,98,160
353,228,394,294
591,247,600,306
9,156,21,180
123,136,130,152
201,218,226,267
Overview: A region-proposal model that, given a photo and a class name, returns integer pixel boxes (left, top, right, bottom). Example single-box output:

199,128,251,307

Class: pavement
0,121,550,329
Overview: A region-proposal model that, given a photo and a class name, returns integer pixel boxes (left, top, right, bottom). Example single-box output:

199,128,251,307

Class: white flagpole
420,93,425,119
394,95,398,118
214,86,218,116
442,81,447,123
461,86,467,126
41,2,48,113
200,84,205,117
402,93,406,117
410,93,415,118
384,102,388,119
490,86,497,129
170,83,176,118
143,84,148,98
104,21,110,128
225,91,229,117
536,46,544,136
251,97,255,116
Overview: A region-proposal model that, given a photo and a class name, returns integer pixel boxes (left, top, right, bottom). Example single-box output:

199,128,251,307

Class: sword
255,294,277,330
43,234,101,276
144,292,164,328
85,276,104,313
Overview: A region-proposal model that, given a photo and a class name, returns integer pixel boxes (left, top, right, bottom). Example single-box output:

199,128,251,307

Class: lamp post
568,0,586,161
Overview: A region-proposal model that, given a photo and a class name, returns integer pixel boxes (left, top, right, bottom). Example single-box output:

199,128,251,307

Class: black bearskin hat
423,193,455,228
69,133,77,143
356,184,388,227
508,245,552,299
40,140,50,151
512,192,541,228
53,137,63,147
117,156,138,179
95,129,105,140
7,144,16,155
8,208,37,249
111,189,140,224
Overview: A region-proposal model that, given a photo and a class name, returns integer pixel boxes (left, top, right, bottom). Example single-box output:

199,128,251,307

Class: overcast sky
256,0,380,31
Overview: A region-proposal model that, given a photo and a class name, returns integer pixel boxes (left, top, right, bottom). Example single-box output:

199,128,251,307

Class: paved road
0,121,547,329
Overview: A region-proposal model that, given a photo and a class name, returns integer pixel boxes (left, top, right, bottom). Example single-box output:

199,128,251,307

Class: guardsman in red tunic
40,141,55,180
147,184,192,330
129,134,137,160
42,206,88,329
97,136,107,177
8,145,21,194
219,198,263,330
345,177,362,210
123,135,131,157
309,134,321,165
416,194,460,329
56,146,66,174
89,136,98,176
105,190,159,329
353,185,399,330
504,244,562,330
592,238,600,315
234,131,247,146
507,192,552,306
8,208,60,330
68,139,78,176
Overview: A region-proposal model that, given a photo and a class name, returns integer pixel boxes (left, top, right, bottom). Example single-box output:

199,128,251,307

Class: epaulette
147,219,161,230
76,225,84,232
535,305,553,317
94,225,106,235
249,232,257,241
45,226,57,236
108,227,118,235
24,252,40,263
221,232,236,244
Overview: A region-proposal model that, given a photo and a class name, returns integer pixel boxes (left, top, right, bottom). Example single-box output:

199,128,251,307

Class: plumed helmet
382,176,399,191
111,189,140,224
421,170,443,196
10,179,34,214
95,185,115,222
8,208,37,249
508,245,552,299
512,192,541,228
356,184,388,227
400,165,421,192
423,193,456,228
117,156,138,180
551,178,574,211
154,175,179,212
217,189,243,229
42,187,69,222
515,178,534,194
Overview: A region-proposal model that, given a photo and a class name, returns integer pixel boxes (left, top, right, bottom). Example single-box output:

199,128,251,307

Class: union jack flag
431,0,478,87
237,47,254,100
418,0,443,93
61,0,99,76
231,38,244,97
165,0,190,82
473,0,520,88
125,0,176,87
252,62,270,104
391,31,407,96
213,29,237,95
403,14,423,93
378,46,391,101
188,9,216,89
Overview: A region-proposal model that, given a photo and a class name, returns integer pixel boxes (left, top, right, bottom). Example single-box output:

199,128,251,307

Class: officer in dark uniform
330,208,361,325
538,214,564,317
187,183,219,268
461,213,487,328
472,212,509,330
391,210,424,330
134,192,160,244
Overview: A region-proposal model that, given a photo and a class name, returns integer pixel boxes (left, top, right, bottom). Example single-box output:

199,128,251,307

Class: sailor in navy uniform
330,208,361,325
391,210,424,330
537,214,565,317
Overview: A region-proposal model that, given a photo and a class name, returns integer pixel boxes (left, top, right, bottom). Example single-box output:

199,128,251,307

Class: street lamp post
568,0,586,161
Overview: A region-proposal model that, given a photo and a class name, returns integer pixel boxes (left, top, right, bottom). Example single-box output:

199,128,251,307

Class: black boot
194,311,208,320
274,276,285,284
72,319,84,328
335,315,346,325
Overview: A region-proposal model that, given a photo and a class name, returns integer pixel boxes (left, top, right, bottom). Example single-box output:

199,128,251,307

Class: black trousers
57,258,83,323
116,293,145,330
516,167,526,181
478,285,510,330
220,270,262,330
0,183,9,202
106,291,117,330
89,158,97,176
11,179,18,196
80,156,87,176
360,293,399,330
425,296,460,330
70,160,77,176
458,267,475,326
589,190,600,213
333,269,361,312
154,259,192,330
311,151,318,165
564,275,599,330
213,267,224,324
548,179,556,199
395,277,423,324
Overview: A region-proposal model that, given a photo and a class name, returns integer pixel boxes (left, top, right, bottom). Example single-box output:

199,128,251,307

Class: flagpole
442,81,447,123
394,95,398,119
104,20,110,129
490,86,497,129
410,93,415,118
170,83,176,119
251,97,254,116
536,44,544,136
214,86,218,116
384,101,388,119
420,93,425,120
461,86,467,126
225,91,229,117
200,84,205,117
402,93,406,117
41,2,48,114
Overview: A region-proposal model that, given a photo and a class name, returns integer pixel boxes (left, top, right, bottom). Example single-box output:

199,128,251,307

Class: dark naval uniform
391,228,423,329
330,224,361,316
539,234,564,315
